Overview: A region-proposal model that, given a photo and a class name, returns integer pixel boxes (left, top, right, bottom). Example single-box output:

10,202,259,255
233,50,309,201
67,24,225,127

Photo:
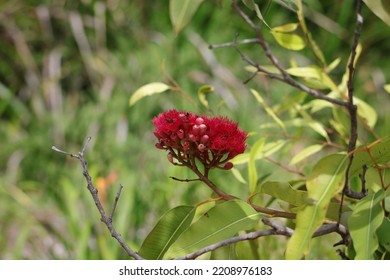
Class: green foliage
165,200,261,259
1,0,390,260
138,206,196,260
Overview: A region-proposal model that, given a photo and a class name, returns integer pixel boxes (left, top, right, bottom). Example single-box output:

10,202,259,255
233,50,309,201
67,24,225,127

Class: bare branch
230,0,348,107
109,184,124,222
52,139,143,260
342,0,366,200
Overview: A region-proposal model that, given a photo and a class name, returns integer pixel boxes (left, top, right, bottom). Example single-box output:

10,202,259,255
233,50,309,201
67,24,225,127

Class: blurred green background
1,0,389,259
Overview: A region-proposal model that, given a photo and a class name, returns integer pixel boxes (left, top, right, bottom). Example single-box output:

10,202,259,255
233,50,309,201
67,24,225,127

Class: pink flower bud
198,143,206,152
198,124,207,135
177,129,185,139
189,134,196,142
167,153,174,164
192,125,200,135
201,134,209,144
195,117,205,125
183,141,190,154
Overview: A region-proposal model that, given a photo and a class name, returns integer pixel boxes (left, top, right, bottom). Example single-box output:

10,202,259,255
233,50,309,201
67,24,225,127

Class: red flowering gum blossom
153,109,248,170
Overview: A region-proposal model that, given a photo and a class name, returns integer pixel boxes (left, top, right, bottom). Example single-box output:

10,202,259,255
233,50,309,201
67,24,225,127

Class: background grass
0,0,389,259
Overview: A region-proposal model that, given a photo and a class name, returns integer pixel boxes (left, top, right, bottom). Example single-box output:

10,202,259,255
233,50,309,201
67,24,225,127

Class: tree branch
342,0,366,200
176,218,349,260
52,138,144,260
230,0,348,107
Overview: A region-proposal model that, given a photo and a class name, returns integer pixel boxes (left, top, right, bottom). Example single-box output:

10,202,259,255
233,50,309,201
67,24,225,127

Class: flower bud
167,153,174,164
198,124,207,135
223,162,233,170
195,117,205,125
200,134,209,144
198,143,206,152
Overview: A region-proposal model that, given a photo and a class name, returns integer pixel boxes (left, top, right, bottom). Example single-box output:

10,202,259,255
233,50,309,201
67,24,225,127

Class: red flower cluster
153,109,248,170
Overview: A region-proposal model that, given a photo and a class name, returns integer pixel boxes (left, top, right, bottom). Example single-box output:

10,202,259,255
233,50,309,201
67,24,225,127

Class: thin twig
52,140,143,260
341,0,366,200
230,0,348,107
176,218,349,260
109,184,124,222
170,176,200,183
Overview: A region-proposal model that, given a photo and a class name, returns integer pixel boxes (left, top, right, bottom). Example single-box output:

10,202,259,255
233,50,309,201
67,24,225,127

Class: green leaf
377,217,390,252
259,181,308,206
129,82,169,106
169,0,204,34
198,85,213,109
271,31,305,50
285,154,348,259
138,206,195,259
241,0,272,29
363,0,390,27
350,137,390,177
165,200,260,258
290,144,324,165
354,96,378,128
249,138,266,193
250,89,286,133
272,23,299,32
349,189,385,259
231,167,247,184
286,67,337,90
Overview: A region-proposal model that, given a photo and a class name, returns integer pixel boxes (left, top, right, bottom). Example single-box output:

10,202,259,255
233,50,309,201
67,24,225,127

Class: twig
109,184,123,222
341,0,366,200
176,218,349,260
52,139,144,260
170,177,200,183
230,0,348,107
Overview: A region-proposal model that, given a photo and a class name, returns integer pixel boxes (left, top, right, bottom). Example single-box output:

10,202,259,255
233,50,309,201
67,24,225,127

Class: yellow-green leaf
285,154,348,259
290,144,324,165
198,85,213,109
384,84,390,94
231,140,287,165
260,181,308,206
349,189,385,259
170,0,205,34
363,0,390,27
129,82,169,106
138,206,195,259
272,23,299,32
248,138,266,193
250,89,286,133
271,31,305,50
165,200,260,258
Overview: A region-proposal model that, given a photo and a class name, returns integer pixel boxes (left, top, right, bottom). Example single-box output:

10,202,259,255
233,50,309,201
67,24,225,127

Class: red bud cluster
153,109,248,170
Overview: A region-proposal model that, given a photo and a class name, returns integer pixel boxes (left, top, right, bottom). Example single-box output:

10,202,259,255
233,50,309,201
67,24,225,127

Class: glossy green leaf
250,89,286,133
326,58,341,73
290,144,324,165
138,206,195,259
350,137,390,177
259,181,308,206
249,138,266,193
286,154,348,259
170,0,204,34
198,85,213,109
231,140,287,165
377,217,390,251
165,200,260,258
271,31,305,50
129,82,169,106
363,0,390,27
349,189,385,259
